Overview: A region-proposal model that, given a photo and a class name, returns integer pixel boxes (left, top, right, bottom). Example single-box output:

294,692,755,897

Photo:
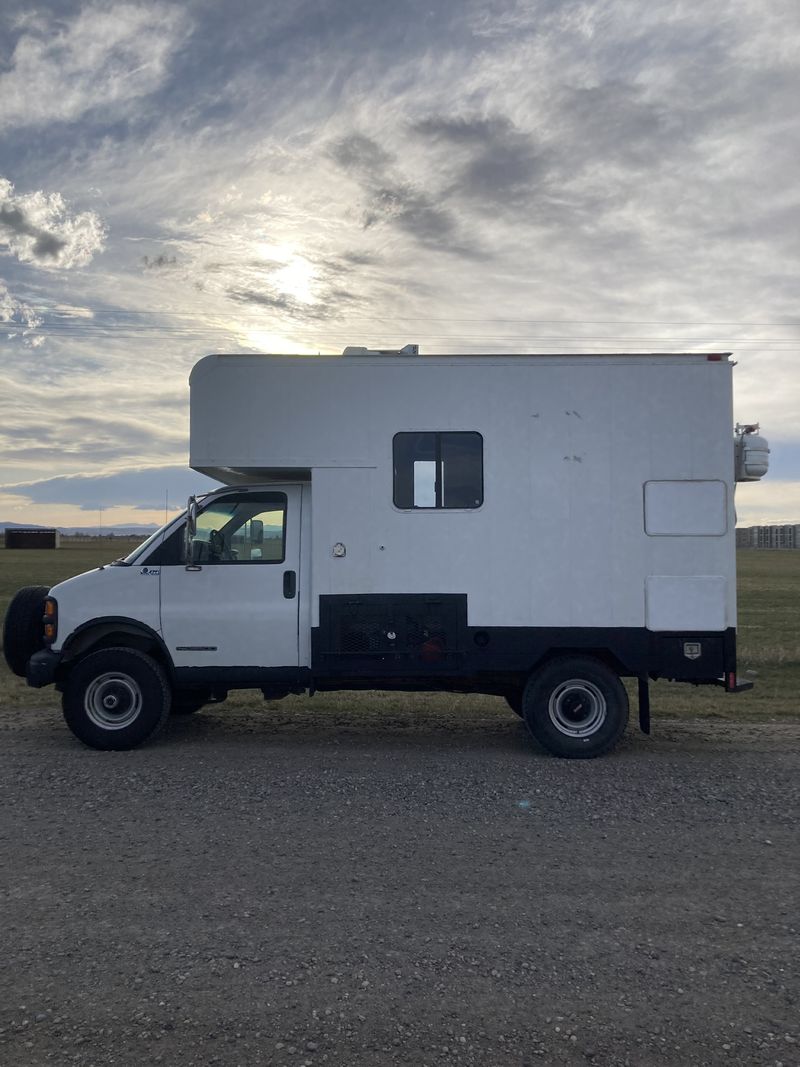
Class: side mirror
184,496,199,564
187,495,199,538
250,519,264,545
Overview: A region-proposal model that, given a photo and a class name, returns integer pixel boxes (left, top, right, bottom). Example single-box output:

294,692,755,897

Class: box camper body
5,349,769,757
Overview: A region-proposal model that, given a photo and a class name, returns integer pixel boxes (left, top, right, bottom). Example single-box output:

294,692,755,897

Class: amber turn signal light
43,598,58,644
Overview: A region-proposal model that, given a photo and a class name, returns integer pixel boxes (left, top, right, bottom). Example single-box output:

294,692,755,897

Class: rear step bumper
724,672,755,693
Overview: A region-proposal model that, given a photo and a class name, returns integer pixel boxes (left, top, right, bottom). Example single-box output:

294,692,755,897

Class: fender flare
60,617,175,678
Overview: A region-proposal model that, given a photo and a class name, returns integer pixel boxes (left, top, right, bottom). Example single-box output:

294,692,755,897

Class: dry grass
1,541,798,719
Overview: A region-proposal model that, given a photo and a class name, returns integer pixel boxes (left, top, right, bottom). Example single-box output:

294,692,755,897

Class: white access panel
644,481,727,536
645,575,727,631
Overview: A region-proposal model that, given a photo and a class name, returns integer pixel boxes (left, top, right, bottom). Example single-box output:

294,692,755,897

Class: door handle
283,570,296,599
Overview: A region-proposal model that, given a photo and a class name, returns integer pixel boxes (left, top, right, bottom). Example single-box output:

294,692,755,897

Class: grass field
1,540,798,720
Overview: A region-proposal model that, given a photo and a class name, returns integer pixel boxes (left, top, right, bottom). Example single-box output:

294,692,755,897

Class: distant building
4,528,61,549
736,524,800,548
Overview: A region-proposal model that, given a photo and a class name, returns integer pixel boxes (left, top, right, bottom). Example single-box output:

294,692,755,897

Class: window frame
392,431,484,511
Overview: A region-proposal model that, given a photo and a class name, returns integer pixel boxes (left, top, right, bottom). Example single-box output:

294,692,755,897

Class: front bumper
26,649,62,688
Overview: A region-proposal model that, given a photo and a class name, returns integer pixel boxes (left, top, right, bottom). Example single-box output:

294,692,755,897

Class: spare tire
3,585,49,677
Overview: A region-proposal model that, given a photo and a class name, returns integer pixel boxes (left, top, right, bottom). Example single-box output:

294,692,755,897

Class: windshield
117,512,187,565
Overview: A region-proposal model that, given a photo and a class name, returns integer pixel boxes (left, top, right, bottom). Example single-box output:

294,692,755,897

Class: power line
9,305,800,328
14,319,800,341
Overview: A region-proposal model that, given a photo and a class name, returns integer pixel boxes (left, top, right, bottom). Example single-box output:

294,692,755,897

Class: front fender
60,617,174,677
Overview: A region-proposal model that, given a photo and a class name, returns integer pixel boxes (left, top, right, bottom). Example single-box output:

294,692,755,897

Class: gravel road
1,699,798,1067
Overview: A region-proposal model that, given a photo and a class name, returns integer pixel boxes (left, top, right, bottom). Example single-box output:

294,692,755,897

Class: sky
0,0,798,529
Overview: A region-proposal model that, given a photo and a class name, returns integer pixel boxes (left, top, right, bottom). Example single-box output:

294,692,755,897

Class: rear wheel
522,657,629,759
62,647,171,750
3,585,49,677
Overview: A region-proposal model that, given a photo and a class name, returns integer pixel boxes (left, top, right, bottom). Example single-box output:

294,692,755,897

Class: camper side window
393,432,483,509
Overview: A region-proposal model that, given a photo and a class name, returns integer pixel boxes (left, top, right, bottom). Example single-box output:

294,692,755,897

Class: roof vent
342,344,420,356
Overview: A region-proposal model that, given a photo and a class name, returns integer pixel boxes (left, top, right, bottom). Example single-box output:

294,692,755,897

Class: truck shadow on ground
159,698,649,758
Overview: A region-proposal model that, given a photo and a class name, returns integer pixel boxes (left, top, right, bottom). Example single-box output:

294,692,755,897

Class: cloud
227,283,360,321
141,253,178,271
413,113,546,208
0,353,193,492
1,465,221,512
53,303,94,319
0,2,192,132
0,177,107,268
0,204,66,259
328,133,392,173
328,133,477,255
227,287,295,313
735,480,800,526
0,278,41,330
363,182,461,245
0,409,186,467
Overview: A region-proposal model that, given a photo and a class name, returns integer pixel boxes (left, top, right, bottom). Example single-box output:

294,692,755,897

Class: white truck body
190,351,737,637
10,349,768,757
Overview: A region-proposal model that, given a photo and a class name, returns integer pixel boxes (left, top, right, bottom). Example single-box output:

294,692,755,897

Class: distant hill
59,524,160,537
1,521,159,537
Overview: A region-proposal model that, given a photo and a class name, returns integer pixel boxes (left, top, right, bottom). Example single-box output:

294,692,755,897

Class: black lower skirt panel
312,593,736,689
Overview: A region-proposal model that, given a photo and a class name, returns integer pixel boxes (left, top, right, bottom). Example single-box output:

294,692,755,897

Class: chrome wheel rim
84,672,142,729
548,679,607,737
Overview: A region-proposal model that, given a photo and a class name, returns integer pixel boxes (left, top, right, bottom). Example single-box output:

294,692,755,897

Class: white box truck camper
4,348,769,757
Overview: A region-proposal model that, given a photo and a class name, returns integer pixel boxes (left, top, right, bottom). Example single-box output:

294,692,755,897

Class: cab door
160,487,301,669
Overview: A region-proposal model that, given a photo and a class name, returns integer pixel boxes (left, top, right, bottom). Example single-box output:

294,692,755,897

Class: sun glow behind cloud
255,243,317,305
272,256,316,305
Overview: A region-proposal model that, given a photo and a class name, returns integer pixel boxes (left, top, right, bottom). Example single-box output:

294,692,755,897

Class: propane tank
734,424,770,481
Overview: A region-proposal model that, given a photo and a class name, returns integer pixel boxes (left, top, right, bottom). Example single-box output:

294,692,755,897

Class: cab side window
149,493,287,565
191,494,287,563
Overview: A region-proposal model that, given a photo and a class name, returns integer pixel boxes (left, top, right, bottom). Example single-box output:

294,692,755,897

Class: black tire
504,691,524,717
62,647,171,751
171,689,210,715
3,585,49,677
522,656,629,759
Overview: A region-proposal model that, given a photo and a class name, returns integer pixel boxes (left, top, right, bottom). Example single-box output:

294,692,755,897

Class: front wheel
522,657,629,759
62,647,171,750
